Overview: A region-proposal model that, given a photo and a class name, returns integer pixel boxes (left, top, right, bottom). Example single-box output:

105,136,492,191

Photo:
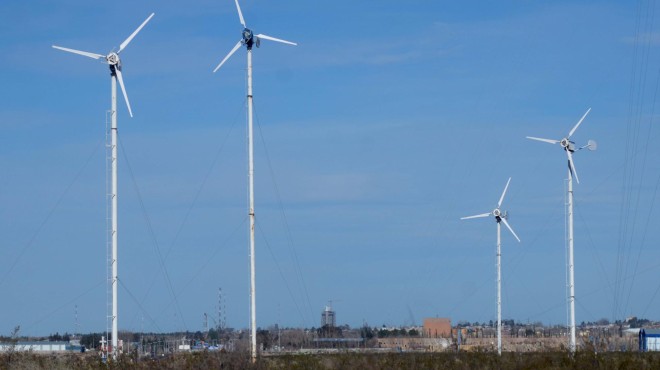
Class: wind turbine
526,108,596,353
52,13,155,359
212,0,297,361
461,177,521,356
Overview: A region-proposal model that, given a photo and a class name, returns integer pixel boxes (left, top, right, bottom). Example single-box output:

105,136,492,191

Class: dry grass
2,350,660,370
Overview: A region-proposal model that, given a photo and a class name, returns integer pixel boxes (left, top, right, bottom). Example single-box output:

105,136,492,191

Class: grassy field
2,350,660,370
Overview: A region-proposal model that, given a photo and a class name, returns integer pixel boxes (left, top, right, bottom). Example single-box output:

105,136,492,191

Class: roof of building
641,329,660,336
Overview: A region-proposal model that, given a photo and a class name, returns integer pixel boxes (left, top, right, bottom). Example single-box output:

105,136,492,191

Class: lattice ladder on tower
104,109,113,361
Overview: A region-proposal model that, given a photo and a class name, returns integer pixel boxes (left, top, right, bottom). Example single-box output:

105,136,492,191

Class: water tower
321,302,336,327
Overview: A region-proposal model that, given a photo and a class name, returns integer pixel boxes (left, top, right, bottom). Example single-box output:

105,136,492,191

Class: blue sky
1,0,660,336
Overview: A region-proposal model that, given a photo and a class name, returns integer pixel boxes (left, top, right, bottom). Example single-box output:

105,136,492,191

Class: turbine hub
560,138,569,148
242,28,254,49
493,208,501,218
106,52,120,66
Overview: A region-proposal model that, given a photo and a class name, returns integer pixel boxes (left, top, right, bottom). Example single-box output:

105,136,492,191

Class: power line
153,216,247,326
256,223,308,327
253,102,314,326
118,133,188,331
128,102,245,328
0,138,103,286
24,279,105,334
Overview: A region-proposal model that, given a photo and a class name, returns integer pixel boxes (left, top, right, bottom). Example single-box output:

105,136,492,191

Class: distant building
639,329,660,351
423,318,451,338
0,341,69,352
321,305,336,327
378,337,451,352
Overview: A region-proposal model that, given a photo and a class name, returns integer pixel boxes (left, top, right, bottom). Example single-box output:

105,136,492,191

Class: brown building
423,318,451,338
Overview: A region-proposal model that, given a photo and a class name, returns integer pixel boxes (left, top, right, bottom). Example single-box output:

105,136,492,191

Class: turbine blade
501,218,521,242
213,40,243,73
566,149,580,184
119,13,155,53
461,213,491,220
255,33,297,46
235,0,246,27
498,177,512,208
526,136,560,145
52,45,104,60
114,68,133,117
568,108,591,138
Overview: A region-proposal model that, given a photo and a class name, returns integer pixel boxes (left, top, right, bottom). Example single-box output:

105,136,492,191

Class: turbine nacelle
560,138,575,152
493,209,509,223
242,28,255,48
107,53,122,76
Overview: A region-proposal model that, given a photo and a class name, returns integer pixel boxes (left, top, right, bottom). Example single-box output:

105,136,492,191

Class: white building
640,329,660,352
0,341,68,352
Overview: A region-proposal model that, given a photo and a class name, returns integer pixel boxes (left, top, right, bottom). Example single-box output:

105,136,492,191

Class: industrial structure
321,304,336,327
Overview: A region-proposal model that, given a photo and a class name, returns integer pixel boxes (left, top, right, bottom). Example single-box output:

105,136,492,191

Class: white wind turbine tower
526,108,596,353
52,13,155,359
461,177,521,356
212,0,297,361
